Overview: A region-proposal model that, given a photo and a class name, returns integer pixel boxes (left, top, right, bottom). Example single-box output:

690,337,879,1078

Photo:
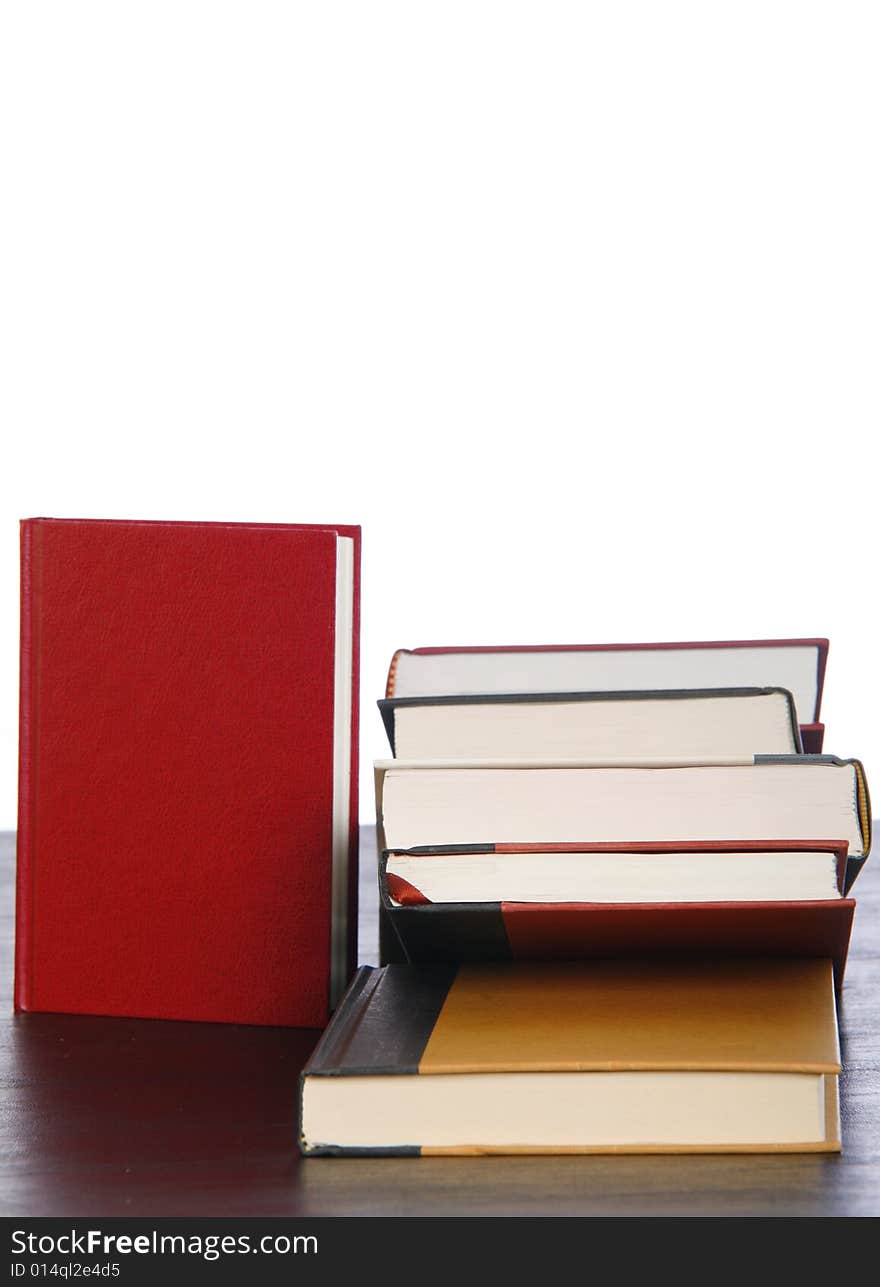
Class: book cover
16,517,360,1027
299,958,841,1155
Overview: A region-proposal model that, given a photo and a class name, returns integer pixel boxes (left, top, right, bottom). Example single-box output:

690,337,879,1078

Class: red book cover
16,517,360,1027
501,900,855,987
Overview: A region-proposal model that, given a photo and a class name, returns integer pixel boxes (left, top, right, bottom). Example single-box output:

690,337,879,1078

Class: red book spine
345,526,362,985
15,519,35,1010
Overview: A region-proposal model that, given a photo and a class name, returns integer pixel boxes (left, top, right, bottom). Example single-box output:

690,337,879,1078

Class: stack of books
299,639,872,1156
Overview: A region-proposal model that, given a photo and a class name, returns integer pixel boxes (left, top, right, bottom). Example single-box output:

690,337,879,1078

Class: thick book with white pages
375,756,871,892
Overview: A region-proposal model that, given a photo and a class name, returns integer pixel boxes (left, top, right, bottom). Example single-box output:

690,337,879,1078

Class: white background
1,2,877,828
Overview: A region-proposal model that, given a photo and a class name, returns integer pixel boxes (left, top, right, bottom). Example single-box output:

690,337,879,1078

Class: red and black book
16,517,360,1027
379,841,855,987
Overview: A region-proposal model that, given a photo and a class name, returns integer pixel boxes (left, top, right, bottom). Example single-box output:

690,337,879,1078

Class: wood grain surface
1,828,877,1216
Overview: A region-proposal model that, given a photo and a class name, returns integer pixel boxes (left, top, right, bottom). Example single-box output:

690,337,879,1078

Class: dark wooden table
1,827,877,1217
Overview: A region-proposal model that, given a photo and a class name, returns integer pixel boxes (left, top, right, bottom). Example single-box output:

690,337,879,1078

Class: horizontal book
299,958,842,1155
17,517,360,1027
379,687,802,760
383,840,849,905
386,639,828,753
380,843,855,982
375,756,871,892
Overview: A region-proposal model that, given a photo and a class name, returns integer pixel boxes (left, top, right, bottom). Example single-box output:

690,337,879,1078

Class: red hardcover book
16,517,360,1027
386,639,829,752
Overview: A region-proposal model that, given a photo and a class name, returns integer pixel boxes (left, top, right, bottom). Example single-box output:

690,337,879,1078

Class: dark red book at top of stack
16,517,360,1027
